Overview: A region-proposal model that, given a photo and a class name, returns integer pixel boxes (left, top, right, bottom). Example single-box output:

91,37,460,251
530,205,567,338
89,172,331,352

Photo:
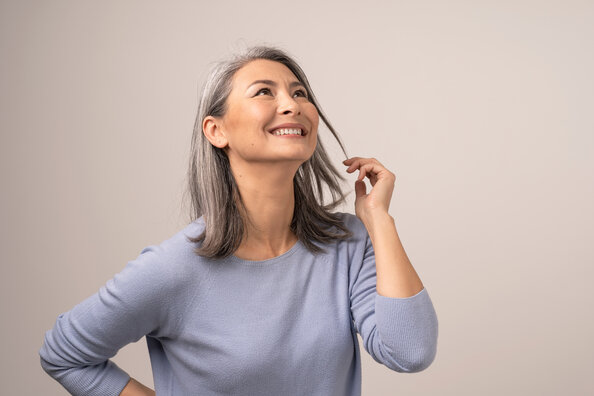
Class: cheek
226,106,269,146
229,103,270,129
248,103,274,125
306,106,320,132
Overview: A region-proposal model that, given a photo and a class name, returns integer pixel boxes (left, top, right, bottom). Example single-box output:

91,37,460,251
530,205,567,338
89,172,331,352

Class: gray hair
185,45,352,259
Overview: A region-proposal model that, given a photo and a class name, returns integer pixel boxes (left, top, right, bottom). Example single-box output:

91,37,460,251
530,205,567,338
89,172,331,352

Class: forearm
364,210,424,298
120,378,155,396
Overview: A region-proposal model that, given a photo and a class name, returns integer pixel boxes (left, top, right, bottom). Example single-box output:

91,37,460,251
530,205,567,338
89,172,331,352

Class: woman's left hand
343,157,396,226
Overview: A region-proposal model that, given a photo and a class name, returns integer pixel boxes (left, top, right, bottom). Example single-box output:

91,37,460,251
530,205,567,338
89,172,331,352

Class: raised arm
343,156,424,298
343,156,439,372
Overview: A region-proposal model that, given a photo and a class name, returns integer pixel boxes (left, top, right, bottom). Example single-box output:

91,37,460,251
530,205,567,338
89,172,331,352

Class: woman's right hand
120,377,155,396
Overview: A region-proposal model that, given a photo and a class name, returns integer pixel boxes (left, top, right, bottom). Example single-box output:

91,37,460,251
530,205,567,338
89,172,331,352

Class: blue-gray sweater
39,212,438,395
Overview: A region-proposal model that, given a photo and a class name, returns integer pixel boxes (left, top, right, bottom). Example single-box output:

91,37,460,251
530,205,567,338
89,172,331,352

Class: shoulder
158,216,206,263
118,217,209,293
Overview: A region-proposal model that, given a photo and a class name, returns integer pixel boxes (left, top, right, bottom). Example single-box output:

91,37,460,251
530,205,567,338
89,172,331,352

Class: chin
273,147,315,161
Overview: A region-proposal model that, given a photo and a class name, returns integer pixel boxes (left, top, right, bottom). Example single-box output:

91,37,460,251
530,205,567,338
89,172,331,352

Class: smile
272,128,303,136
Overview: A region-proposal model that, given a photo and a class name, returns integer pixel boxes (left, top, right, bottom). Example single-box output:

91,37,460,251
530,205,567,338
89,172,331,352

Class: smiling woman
188,47,354,259
39,45,438,396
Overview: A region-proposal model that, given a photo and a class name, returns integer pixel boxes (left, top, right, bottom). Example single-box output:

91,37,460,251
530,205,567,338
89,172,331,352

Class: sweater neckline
228,239,304,265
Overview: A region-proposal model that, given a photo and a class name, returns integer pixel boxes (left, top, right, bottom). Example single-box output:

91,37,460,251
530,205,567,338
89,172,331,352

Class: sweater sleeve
348,218,439,373
39,244,172,396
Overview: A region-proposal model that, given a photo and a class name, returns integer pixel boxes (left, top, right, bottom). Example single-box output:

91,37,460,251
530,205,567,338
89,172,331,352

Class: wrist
362,210,394,237
120,378,155,396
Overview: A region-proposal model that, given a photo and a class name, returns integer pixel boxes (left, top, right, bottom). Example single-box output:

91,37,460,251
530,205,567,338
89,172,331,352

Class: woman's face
207,59,319,168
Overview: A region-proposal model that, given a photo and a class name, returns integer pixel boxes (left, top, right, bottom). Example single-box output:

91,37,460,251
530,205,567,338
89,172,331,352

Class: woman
39,45,438,396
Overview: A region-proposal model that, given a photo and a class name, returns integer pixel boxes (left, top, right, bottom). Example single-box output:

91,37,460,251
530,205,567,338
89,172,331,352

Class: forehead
231,59,298,88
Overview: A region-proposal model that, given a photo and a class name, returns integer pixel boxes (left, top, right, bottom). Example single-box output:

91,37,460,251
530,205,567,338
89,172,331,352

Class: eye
255,87,272,96
293,89,308,98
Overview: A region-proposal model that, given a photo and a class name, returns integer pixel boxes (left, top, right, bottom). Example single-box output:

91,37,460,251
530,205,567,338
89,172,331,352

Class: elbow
39,331,68,378
39,343,60,377
382,341,438,373
373,315,440,373
39,346,74,384
399,344,437,373
399,309,439,373
39,354,59,377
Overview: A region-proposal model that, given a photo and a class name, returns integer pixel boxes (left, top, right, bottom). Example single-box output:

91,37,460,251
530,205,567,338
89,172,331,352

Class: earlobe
202,116,228,149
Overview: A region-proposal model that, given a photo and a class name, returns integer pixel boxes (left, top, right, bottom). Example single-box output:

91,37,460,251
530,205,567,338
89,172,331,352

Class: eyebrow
247,79,305,90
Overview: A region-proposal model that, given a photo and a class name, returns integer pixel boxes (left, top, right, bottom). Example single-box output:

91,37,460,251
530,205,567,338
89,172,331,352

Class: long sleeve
348,218,439,373
39,244,176,396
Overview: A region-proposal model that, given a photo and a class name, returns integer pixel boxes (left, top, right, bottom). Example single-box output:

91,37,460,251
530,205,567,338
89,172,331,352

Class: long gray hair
185,45,352,259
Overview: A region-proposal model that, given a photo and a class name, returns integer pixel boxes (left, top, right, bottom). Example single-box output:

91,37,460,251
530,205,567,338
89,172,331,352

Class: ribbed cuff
57,360,131,396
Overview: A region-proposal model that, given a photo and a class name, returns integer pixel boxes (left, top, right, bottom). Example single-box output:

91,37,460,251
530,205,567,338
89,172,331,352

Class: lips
268,123,308,136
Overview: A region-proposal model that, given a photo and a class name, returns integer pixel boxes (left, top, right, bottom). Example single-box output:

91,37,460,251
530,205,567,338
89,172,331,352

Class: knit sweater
39,212,438,395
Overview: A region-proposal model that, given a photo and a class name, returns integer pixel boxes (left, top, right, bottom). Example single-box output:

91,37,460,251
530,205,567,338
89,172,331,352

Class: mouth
269,127,306,137
268,123,308,137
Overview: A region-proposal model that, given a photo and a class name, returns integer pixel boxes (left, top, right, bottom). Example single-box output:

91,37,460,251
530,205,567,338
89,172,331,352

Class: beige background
1,0,593,395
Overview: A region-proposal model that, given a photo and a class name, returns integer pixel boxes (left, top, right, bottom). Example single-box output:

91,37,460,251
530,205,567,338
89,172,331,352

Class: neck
229,159,301,259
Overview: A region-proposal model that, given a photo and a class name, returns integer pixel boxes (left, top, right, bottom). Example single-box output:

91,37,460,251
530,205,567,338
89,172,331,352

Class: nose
277,92,301,115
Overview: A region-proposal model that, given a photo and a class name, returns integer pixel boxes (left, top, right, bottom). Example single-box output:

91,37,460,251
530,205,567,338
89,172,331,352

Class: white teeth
273,128,302,136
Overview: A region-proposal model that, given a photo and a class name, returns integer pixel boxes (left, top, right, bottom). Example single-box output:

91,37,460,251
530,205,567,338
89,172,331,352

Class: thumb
355,180,366,198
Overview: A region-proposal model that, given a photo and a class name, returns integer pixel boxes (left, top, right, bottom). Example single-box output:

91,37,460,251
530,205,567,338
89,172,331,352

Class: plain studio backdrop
1,0,592,395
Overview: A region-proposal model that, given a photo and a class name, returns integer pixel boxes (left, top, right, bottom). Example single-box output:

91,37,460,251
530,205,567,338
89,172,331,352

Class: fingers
354,180,366,198
342,157,382,173
344,157,396,215
343,157,392,186
356,163,378,184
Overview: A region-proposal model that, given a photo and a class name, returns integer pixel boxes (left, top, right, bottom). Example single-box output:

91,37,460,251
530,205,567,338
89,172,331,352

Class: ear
202,116,229,149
